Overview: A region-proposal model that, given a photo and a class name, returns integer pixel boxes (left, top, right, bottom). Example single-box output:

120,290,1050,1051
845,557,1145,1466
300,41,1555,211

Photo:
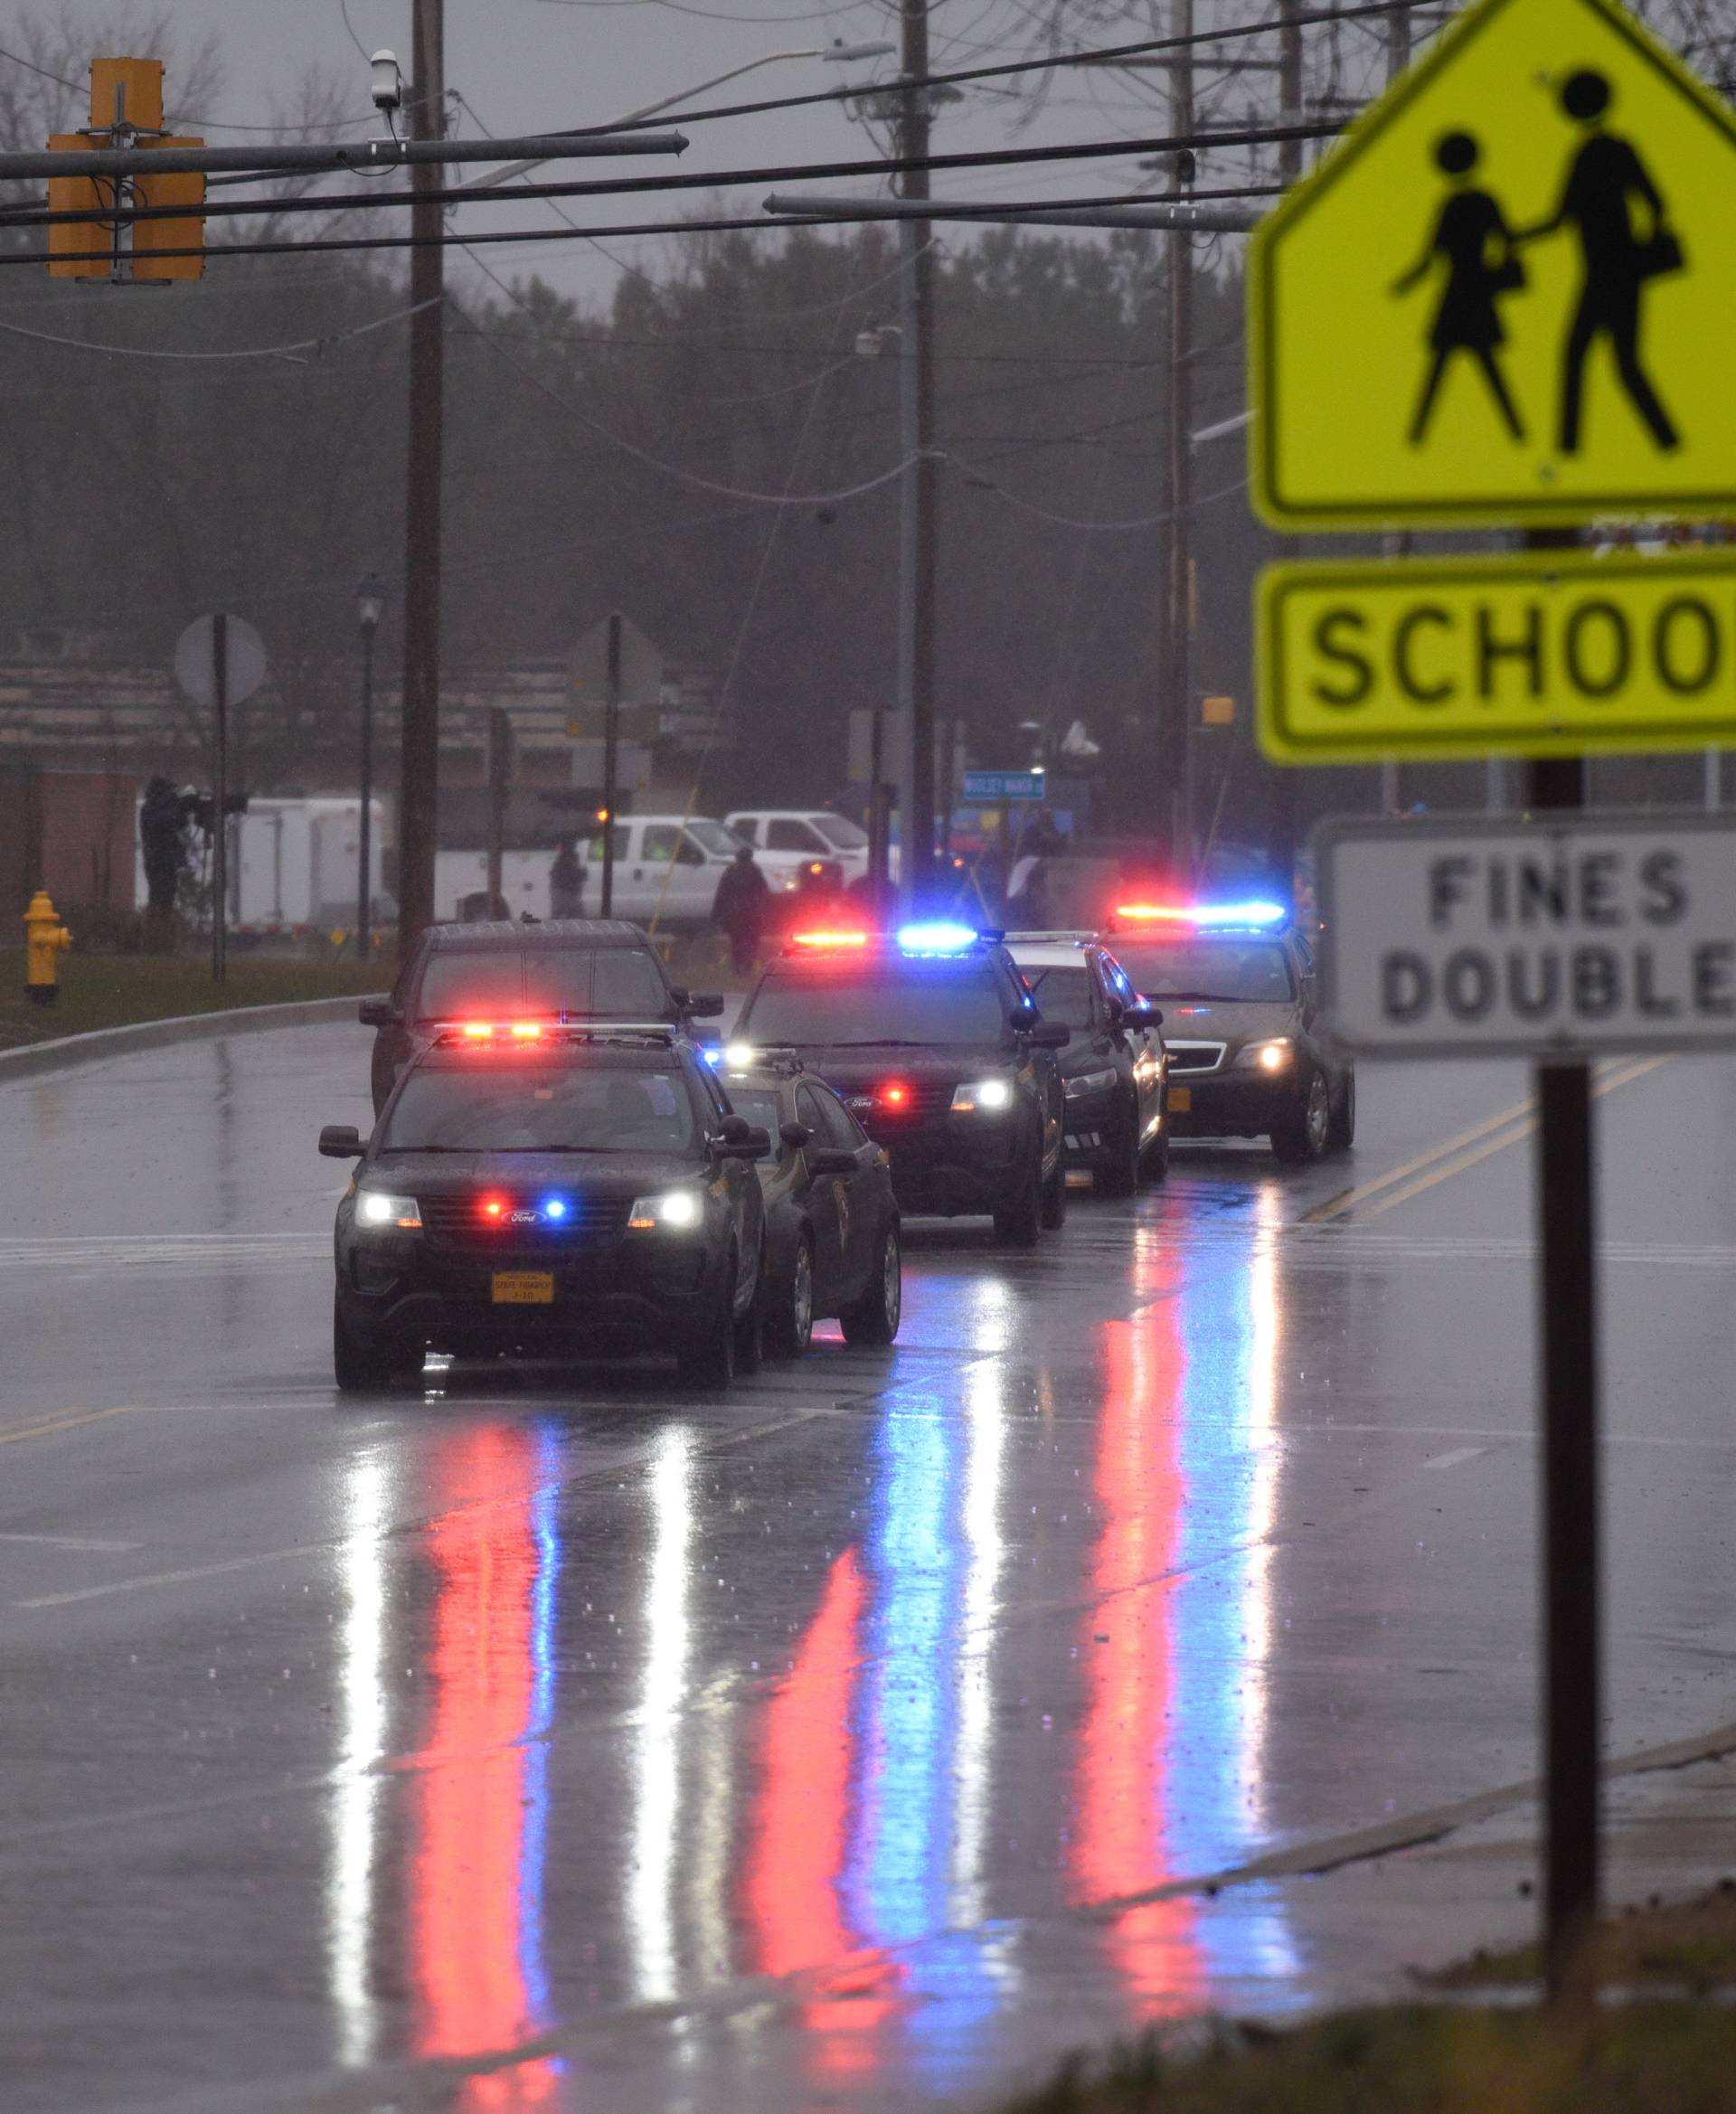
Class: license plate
492,1271,554,1305
1167,1086,1192,1114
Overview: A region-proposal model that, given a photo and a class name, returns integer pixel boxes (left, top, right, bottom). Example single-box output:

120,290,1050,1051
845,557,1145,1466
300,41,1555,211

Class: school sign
1249,0,1736,532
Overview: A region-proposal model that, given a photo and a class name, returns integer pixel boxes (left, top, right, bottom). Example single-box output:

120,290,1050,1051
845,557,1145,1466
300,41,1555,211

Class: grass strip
0,952,387,1052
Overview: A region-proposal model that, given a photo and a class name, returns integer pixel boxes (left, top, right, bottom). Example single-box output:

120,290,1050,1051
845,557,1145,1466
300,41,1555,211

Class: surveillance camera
370,50,402,115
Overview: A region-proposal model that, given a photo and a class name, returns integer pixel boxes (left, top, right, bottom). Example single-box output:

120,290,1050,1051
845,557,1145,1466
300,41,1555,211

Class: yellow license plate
492,1271,554,1305
1167,1086,1192,1114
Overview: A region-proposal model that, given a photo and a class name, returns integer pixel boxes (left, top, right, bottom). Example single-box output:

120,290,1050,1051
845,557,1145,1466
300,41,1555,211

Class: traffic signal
45,57,203,282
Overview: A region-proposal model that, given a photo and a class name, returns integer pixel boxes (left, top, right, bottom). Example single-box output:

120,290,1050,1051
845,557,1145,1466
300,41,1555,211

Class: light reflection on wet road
3,1023,1735,2111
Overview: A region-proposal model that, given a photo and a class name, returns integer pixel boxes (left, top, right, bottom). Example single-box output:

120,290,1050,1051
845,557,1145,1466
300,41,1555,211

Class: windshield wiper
1156,990,1249,1004
822,1037,951,1048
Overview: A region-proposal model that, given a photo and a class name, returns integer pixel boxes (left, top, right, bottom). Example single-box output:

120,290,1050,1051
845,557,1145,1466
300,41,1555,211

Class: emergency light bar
1114,901,1287,929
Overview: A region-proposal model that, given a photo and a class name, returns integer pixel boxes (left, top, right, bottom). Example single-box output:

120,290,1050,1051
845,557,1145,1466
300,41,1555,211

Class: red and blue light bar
786,921,991,958
1113,901,1287,930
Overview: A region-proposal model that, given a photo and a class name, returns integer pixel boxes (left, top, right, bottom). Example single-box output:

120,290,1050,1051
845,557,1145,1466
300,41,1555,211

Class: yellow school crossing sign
1250,0,1736,528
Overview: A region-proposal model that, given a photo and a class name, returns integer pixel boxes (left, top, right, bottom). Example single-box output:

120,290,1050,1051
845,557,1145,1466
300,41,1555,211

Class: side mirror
686,992,726,1019
720,1113,751,1145
807,1146,857,1177
1122,1004,1163,1030
1027,1021,1071,1050
358,997,400,1029
779,1120,815,1150
319,1124,365,1158
718,1126,771,1160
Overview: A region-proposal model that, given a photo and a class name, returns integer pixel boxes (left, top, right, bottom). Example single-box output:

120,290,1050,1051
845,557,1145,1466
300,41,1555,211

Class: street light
458,41,894,192
354,574,388,962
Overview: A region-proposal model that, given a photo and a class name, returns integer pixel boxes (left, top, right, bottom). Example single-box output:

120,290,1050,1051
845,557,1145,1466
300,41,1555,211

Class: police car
718,1052,901,1354
1105,901,1354,1164
320,1023,768,1390
730,922,1070,1246
1004,931,1169,1194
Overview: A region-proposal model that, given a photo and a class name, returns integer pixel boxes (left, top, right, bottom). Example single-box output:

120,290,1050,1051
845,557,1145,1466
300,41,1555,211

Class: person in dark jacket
549,839,586,920
711,845,770,974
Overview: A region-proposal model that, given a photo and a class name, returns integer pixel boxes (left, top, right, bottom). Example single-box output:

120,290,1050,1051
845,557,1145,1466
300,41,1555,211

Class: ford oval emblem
509,1209,540,1226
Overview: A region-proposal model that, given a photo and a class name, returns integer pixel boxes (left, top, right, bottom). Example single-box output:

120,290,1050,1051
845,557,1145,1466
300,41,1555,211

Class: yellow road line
0,1405,133,1448
1308,1055,1670,1226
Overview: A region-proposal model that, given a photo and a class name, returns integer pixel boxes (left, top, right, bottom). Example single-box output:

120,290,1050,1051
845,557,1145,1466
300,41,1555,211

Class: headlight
1064,1067,1118,1100
1234,1038,1294,1072
628,1188,703,1232
355,1187,420,1230
952,1077,1014,1113
723,1042,757,1070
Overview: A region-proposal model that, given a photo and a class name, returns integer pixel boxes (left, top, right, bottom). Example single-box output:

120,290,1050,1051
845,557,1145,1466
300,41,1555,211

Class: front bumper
867,1115,1032,1217
336,1232,725,1357
1163,1072,1296,1140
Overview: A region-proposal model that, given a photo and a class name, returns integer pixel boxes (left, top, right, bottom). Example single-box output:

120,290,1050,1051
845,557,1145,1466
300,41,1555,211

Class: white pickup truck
725,808,872,887
578,814,792,930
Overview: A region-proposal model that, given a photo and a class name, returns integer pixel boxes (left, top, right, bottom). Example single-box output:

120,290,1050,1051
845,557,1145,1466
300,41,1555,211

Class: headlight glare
628,1188,703,1231
356,1187,420,1230
952,1076,1014,1113
1234,1038,1294,1072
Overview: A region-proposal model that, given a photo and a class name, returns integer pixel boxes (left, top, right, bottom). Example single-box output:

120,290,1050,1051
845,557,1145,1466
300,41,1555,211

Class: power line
0,295,438,362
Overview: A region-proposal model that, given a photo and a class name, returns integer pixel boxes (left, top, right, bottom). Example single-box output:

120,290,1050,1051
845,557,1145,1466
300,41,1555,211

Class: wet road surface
4,1024,1735,2110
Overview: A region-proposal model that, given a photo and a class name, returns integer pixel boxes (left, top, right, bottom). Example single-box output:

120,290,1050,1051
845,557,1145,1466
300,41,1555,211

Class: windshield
381,1062,698,1153
1014,963,1094,1029
687,819,742,856
416,953,525,1018
810,814,868,851
524,950,669,1018
1114,937,1295,1004
745,962,1009,1046
722,1088,782,1158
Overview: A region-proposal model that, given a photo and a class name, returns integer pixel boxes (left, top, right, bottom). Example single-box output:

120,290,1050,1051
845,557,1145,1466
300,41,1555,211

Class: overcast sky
117,0,1192,307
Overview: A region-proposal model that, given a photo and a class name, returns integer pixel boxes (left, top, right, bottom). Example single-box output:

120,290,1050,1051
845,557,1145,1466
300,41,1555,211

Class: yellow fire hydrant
24,890,71,1005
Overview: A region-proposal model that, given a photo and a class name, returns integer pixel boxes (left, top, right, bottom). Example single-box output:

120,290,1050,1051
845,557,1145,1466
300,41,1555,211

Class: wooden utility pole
1269,0,1306,892
899,0,938,908
398,0,445,954
1162,0,1195,875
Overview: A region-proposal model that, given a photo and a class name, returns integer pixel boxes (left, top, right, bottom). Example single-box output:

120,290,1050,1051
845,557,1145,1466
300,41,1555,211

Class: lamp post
354,574,387,961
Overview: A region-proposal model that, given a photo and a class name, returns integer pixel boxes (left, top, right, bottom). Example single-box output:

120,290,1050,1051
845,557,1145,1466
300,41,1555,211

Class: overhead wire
0,294,439,362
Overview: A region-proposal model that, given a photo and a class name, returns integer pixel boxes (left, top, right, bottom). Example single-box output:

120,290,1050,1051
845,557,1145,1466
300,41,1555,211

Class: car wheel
768,1232,815,1357
993,1157,1041,1248
841,1222,901,1346
334,1302,396,1392
733,1243,766,1374
1094,1091,1140,1198
1271,1068,1332,1165
1139,1114,1171,1184
1040,1149,1069,1230
1326,1069,1356,1156
678,1251,738,1387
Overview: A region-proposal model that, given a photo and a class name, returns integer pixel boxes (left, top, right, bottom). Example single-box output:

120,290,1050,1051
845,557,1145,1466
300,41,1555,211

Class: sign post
1251,0,1736,2002
173,612,266,985
603,613,621,918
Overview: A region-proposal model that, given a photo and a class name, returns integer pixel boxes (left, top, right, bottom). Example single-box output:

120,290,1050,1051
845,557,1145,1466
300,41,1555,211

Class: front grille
844,1081,956,1120
1165,1041,1226,1074
418,1193,632,1249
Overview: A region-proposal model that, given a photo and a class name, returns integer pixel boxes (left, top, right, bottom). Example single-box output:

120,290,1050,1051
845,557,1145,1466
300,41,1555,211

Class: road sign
1316,810,1736,1055
565,703,660,744
173,613,266,709
1250,0,1736,529
570,616,663,706
961,769,1046,802
1259,547,1736,763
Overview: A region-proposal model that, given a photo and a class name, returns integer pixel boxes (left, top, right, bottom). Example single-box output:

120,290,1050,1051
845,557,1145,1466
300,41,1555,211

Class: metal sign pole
601,611,621,918
211,610,228,985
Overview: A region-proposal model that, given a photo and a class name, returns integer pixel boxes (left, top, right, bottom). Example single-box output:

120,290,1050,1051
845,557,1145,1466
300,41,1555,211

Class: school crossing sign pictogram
1250,0,1736,528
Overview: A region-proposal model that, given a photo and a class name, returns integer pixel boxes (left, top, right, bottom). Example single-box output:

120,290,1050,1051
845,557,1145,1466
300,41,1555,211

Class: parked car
724,809,871,888
576,815,793,930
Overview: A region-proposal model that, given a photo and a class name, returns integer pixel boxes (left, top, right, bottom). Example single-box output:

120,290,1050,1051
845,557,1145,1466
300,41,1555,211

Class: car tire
334,1302,397,1392
678,1251,738,1387
733,1244,766,1375
993,1157,1042,1248
1139,1117,1171,1184
1040,1150,1069,1230
767,1231,815,1357
1326,1069,1356,1156
1094,1091,1141,1198
1271,1067,1332,1165
841,1222,901,1345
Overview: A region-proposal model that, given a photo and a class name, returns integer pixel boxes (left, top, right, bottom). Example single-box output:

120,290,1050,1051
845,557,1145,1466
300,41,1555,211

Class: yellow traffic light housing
45,56,203,283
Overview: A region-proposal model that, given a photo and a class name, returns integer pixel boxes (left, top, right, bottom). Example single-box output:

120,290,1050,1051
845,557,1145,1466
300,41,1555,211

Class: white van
725,809,871,887
578,814,785,930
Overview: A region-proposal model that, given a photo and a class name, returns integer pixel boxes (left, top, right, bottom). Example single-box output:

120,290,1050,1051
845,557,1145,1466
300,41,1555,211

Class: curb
0,994,382,1083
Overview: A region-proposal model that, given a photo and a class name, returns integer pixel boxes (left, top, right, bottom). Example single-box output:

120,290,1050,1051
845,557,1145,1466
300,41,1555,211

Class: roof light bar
1114,901,1287,929
896,920,979,955
789,929,870,948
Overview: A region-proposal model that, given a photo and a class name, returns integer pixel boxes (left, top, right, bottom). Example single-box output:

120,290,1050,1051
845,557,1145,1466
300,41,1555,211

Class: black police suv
1107,909,1354,1164
321,1025,768,1389
731,925,1069,1246
362,919,723,1114
720,1055,901,1355
1005,931,1169,1194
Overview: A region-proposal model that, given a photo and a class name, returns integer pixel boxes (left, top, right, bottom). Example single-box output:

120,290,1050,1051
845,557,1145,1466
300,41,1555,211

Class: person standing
549,839,586,920
1392,131,1527,446
711,844,770,976
1519,68,1681,455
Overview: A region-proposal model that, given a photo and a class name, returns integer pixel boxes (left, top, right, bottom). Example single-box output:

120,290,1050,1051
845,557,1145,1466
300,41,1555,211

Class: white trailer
434,848,555,924
135,796,389,935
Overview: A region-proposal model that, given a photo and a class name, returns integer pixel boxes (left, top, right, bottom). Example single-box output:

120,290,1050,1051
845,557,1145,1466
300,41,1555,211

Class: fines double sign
1316,813,1736,1056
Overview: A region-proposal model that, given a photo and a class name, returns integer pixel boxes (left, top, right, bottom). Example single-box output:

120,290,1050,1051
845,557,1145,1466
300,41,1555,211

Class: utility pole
211,611,228,985
1380,0,1411,819
1270,0,1305,895
1162,0,1194,877
398,0,445,956
897,0,938,911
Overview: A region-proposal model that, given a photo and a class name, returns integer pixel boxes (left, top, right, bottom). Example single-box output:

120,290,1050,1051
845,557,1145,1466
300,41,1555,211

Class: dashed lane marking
0,1405,134,1448
1424,1446,1490,1471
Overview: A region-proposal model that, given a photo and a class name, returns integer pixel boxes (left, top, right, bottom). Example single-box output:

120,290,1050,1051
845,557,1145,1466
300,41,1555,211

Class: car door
807,1081,880,1299
1103,951,1163,1139
795,1083,850,1307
